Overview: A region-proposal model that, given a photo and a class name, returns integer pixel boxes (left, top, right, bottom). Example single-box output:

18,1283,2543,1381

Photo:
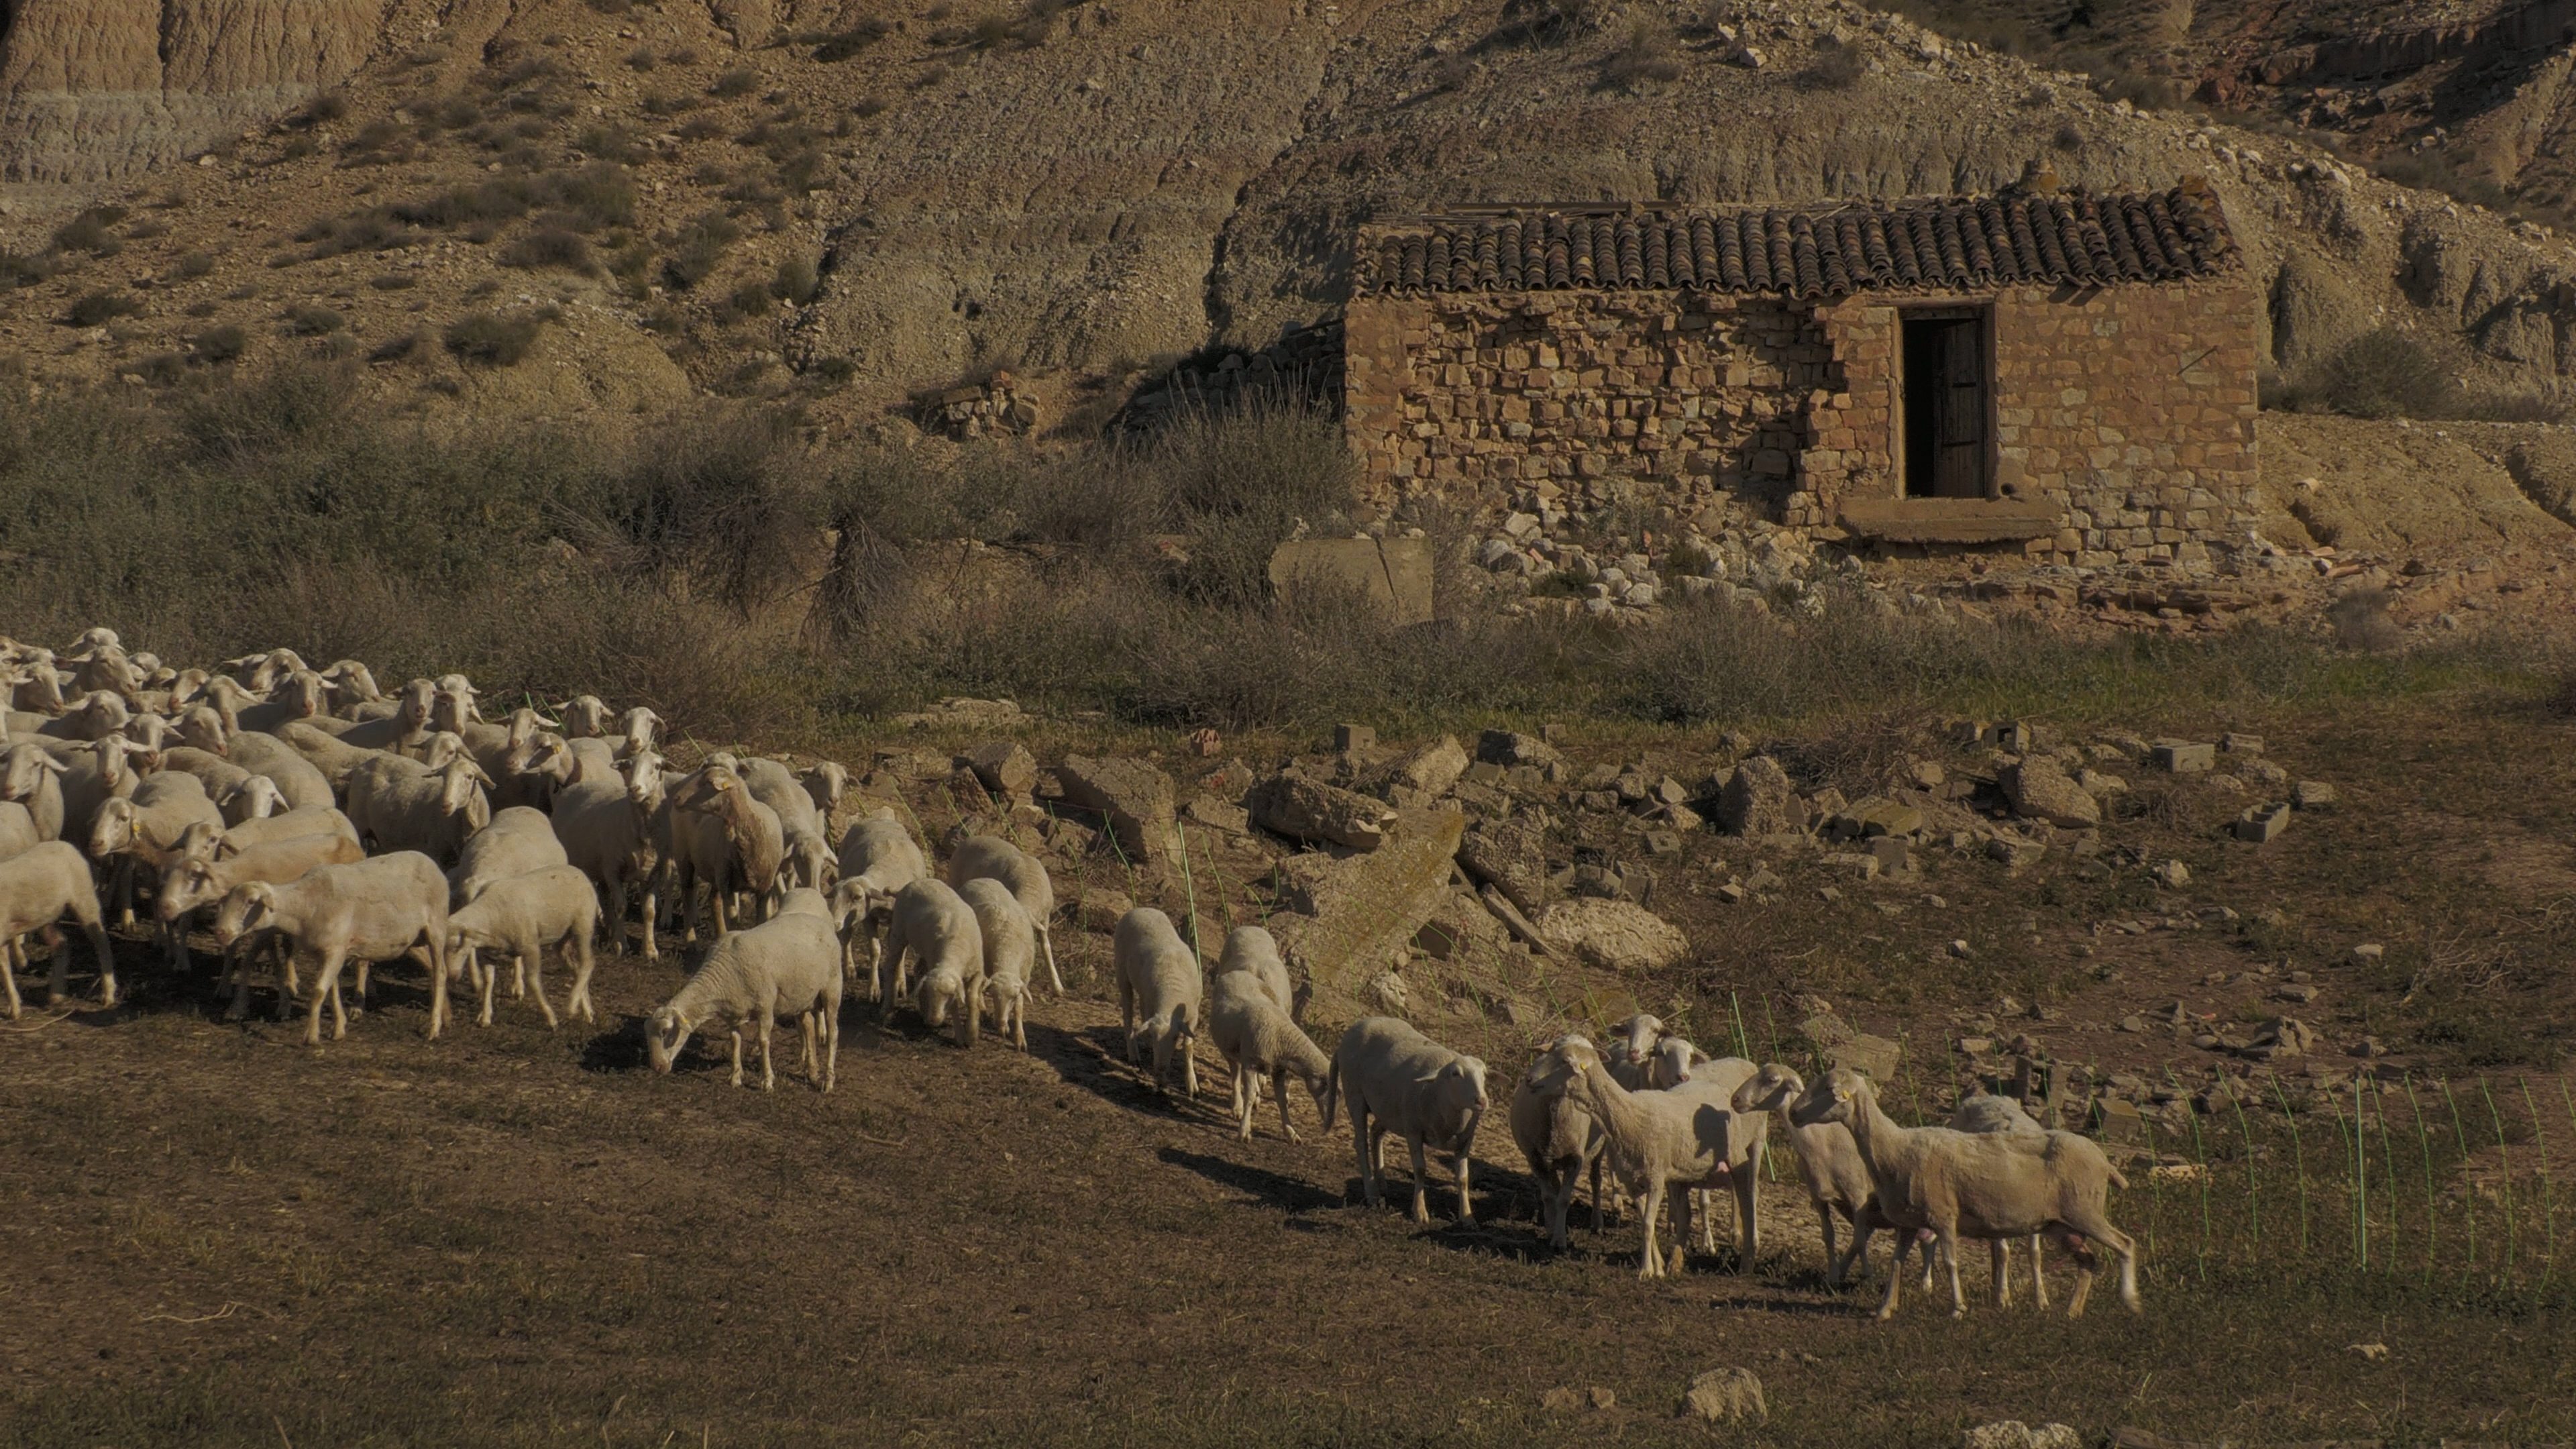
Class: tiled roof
1353,182,2237,298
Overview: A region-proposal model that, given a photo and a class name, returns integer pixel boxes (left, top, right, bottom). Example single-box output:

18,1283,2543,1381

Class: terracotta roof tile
1354,182,2237,298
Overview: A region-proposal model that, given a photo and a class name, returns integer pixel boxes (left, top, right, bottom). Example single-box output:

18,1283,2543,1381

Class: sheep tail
2106,1167,2130,1191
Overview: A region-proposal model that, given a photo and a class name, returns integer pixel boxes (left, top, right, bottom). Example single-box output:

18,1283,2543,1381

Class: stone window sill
1836,497,2058,544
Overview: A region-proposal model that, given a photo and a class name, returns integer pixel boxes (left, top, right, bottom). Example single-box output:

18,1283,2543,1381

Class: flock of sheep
0,628,2142,1322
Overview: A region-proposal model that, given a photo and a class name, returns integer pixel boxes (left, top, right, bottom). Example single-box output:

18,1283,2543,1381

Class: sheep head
225,775,286,823
800,761,849,812
429,677,480,734
176,704,229,755
394,679,437,733
1609,1012,1667,1068
321,660,383,705
90,734,133,790
1,743,68,801
559,694,610,738
1788,1067,1872,1130
170,819,225,864
1524,1034,1602,1095
781,832,835,894
616,706,663,755
1441,1055,1491,1116
213,882,277,946
274,669,329,720
645,1007,693,1073
122,713,172,759
1646,1035,1707,1090
66,626,119,658
157,857,227,926
1729,1064,1803,1116
200,674,256,727
89,797,140,858
417,731,470,769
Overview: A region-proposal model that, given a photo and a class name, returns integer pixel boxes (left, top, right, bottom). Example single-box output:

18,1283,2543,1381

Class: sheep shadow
1157,1146,1340,1214
1032,1022,1233,1127
578,1015,648,1073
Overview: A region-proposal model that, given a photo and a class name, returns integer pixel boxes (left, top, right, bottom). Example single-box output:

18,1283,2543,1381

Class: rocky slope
7,0,2576,437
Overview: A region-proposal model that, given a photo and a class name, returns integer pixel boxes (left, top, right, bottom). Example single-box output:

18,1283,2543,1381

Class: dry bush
1601,19,1682,87
65,291,141,327
1794,36,1868,90
500,227,594,273
443,311,543,366
2327,587,2404,652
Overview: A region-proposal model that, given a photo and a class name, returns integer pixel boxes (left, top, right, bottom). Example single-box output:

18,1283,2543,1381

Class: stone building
1341,178,2259,570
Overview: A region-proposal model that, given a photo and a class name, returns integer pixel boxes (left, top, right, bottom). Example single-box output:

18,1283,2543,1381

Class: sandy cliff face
0,0,392,181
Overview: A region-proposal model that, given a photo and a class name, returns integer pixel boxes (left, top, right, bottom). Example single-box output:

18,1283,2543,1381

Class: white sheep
877,877,985,1046
215,730,335,812
1731,1063,1894,1289
1328,1016,1489,1226
1788,1067,2140,1319
0,741,68,839
737,757,835,894
956,876,1034,1051
331,678,438,754
558,694,611,739
56,735,141,845
1521,1036,1766,1277
154,832,366,1018
345,753,491,865
552,749,667,959
1112,906,1201,1096
644,906,841,1091
448,805,570,906
447,863,600,1029
212,851,453,1045
90,773,224,941
0,801,39,863
830,814,926,991
614,706,662,758
219,774,287,826
320,659,382,712
168,802,356,865
663,762,784,938
1215,924,1294,1016
1939,1094,2055,1309
232,669,332,734
1511,1034,1609,1249
800,762,848,820
1208,955,1331,1142
946,833,1062,995
0,841,117,1016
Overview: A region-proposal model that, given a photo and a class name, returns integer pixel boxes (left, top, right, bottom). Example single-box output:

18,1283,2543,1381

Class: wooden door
1932,318,1987,499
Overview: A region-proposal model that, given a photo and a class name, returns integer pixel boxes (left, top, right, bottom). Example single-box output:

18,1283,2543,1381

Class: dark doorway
1901,311,1990,498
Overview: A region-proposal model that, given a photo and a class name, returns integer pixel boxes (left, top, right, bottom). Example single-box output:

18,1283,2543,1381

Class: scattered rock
1076,889,1134,932
2292,780,2338,809
2347,1341,2389,1362
1379,733,1469,803
1965,1424,2082,1449
2220,731,2265,757
1475,729,1562,773
1541,1387,1581,1414
1056,755,1180,871
2276,983,2320,1004
2233,802,2291,842
1267,810,1467,1012
1366,969,1409,1013
2001,757,2100,828
1247,769,1399,851
1334,722,1375,753
964,740,1037,797
1269,536,1434,625
1457,817,1548,912
1538,898,1688,973
1825,1031,1900,1081
1679,1367,1766,1425
2154,859,2190,888
1586,1386,1617,1410
893,696,1028,731
1716,755,1799,836
2351,942,2384,963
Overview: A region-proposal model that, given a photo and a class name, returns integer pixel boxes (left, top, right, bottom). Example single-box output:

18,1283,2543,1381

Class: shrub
443,311,543,366
368,332,420,362
661,212,742,289
1795,36,1868,90
369,272,416,290
138,352,188,385
772,254,819,305
285,304,345,335
725,278,775,318
2290,329,2458,420
853,95,890,119
176,251,216,278
298,92,350,125
191,324,250,363
813,19,893,60
1601,18,1682,87
500,227,595,273
624,46,657,70
574,124,645,164
65,291,142,327
176,361,348,462
1,251,57,288
52,207,127,256
710,67,759,98
543,162,636,229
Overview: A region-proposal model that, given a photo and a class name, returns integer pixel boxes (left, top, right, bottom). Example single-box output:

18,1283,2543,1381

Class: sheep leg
474,944,496,1026
1040,924,1063,996
1180,1036,1197,1097
1991,1239,2011,1308
710,889,731,938
1733,1165,1759,1272
308,950,346,1045
1273,1068,1300,1144
957,979,978,1049
1638,1182,1666,1279
111,857,134,930
1118,976,1139,1063
1011,988,1027,1051
524,946,557,1030
567,931,596,1024
1405,1135,1432,1224
1453,1146,1475,1228
2060,1206,2138,1316
423,935,450,1042
74,902,116,1010
799,1012,817,1079
41,927,66,1006
1,936,20,1020
1940,1225,1968,1319
728,1024,745,1087
1818,1203,1841,1285
820,1001,840,1093
1230,1061,1252,1140
1350,1104,1377,1208
1589,1157,1603,1234
755,992,775,1091
2029,1233,2049,1311
1669,1187,1694,1276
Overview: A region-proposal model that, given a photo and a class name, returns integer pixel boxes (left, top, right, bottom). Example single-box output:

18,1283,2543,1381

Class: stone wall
1344,278,2261,570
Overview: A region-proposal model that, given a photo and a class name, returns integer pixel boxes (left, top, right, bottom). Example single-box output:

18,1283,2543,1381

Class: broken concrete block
1267,810,1466,1014
1247,769,1398,851
2152,739,2216,773
1268,536,1434,625
1717,755,1799,835
1537,898,1688,973
2292,780,2337,809
2233,802,2291,842
964,740,1037,797
2002,757,2100,828
1057,754,1181,871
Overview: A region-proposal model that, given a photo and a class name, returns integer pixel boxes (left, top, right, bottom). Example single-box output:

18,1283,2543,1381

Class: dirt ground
5,686,2575,1448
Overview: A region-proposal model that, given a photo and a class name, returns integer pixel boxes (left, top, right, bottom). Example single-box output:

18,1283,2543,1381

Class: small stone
2233,803,2291,843
2118,1014,2146,1033
1644,830,1682,856
1680,1366,1766,1424
1586,1386,1617,1410
2351,943,2384,963
2220,731,2265,757
1542,1387,1581,1413
2292,780,2337,809
2001,757,2098,828
2154,859,2190,888
1955,1036,1993,1055
2351,1035,2386,1058
1949,938,1974,959
1715,882,1747,904
1334,723,1375,753
2277,983,2319,1004
1817,885,1843,903
1965,1423,2084,1449
1075,890,1134,932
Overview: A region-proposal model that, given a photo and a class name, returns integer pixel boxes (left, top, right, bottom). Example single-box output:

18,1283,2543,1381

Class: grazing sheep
447,806,571,906
1111,907,1201,1096
877,878,985,1046
1208,959,1331,1142
1789,1067,2140,1320
219,774,287,826
0,743,66,840
154,833,366,1016
665,763,784,938
738,757,835,895
217,731,335,812
830,814,926,990
946,834,1063,996
1732,1064,1892,1289
170,803,357,865
957,877,1034,1051
213,851,452,1045
0,841,117,1016
1522,1037,1766,1277
1215,924,1295,1016
1328,1016,1490,1227
345,753,491,865
551,750,667,959
1511,1034,1610,1249
644,906,841,1091
1941,1094,2054,1309
447,864,600,1029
